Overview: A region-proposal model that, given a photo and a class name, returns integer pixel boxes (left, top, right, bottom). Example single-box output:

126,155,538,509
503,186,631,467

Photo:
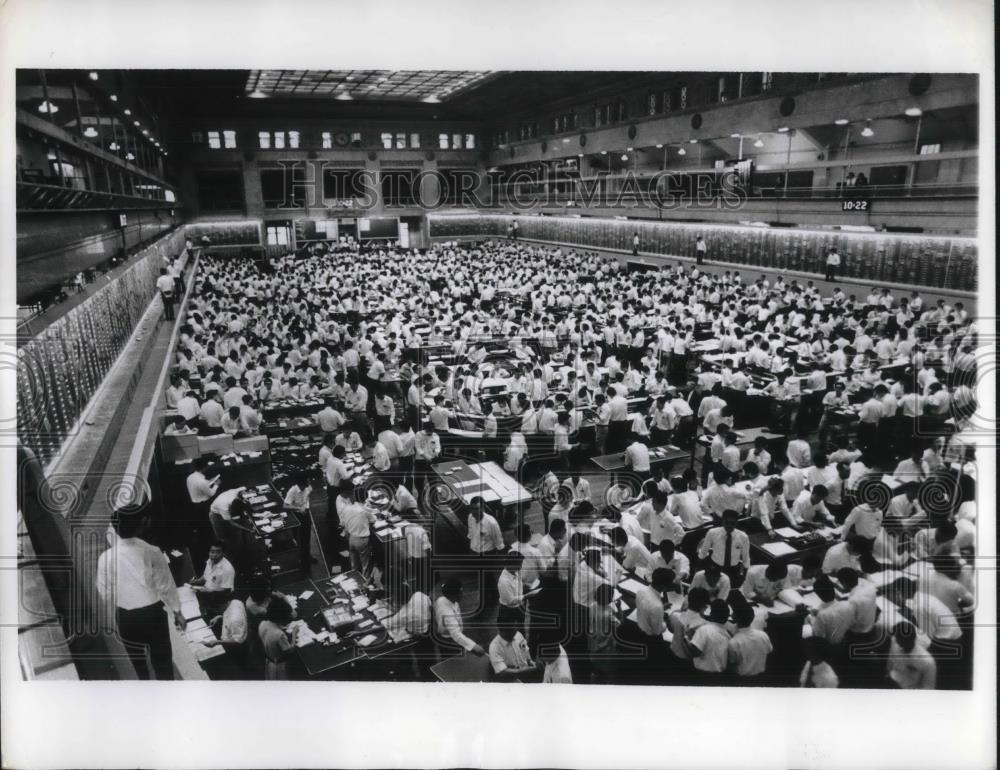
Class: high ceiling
245,70,498,102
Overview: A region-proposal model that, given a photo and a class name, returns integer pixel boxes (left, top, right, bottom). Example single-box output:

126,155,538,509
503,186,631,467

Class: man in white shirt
808,576,855,647
189,542,236,612
687,599,731,677
337,482,376,577
467,497,504,604
697,509,750,583
489,611,539,681
434,579,485,656
728,604,773,680
95,512,184,679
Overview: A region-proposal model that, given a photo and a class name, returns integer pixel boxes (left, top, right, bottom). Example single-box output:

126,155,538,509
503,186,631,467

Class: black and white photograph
1,1,995,768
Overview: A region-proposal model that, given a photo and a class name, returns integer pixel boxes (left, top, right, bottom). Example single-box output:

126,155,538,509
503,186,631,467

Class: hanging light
134,120,140,127
248,89,268,99
38,100,59,114
600,150,607,155
110,94,118,102
126,152,135,160
677,147,686,156
142,129,149,136
860,120,874,137
123,108,132,116
83,126,99,138
753,136,764,148
620,154,629,162
777,126,790,133
905,107,922,117
88,71,99,80
109,142,120,151
730,133,741,139
46,149,57,160
834,118,849,125
655,143,664,149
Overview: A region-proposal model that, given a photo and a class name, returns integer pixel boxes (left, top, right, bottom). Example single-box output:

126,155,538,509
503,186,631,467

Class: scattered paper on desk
169,549,183,558
299,590,314,601
357,634,378,647
774,527,799,539
192,642,225,662
761,541,798,557
618,578,646,595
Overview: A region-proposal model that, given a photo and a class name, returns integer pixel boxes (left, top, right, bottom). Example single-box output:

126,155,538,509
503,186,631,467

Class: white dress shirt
434,596,477,651
95,537,181,613
468,513,504,553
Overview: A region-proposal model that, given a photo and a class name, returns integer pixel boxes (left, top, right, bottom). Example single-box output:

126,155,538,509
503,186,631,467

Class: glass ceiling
245,70,495,102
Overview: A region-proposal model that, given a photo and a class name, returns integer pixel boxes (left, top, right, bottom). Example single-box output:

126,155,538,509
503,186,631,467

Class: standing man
185,457,219,574
697,509,750,586
632,231,640,257
96,511,185,680
695,235,707,265
156,268,176,321
825,248,841,282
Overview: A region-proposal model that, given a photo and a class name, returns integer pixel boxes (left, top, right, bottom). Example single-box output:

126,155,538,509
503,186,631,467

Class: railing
17,181,174,211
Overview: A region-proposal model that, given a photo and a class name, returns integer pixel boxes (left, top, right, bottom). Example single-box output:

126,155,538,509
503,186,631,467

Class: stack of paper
761,541,798,557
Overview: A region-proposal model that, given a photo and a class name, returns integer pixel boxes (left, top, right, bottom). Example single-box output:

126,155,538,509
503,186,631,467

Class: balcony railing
17,181,174,212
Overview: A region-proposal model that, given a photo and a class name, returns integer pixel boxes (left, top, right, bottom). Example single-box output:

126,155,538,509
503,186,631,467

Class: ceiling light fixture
88,71,99,80
134,120,140,127
123,108,132,116
905,107,922,117
688,138,698,144
248,89,268,99
620,154,629,162
777,126,789,133
37,100,59,114
142,129,149,135
126,152,135,160
655,143,664,149
834,118,849,125
110,94,118,102
83,127,99,138
730,133,741,138
600,150,607,155
109,142,120,151
753,136,764,148
677,147,686,155
860,120,874,137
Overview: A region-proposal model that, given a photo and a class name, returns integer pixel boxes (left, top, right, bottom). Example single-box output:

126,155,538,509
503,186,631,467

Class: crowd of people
127,238,979,686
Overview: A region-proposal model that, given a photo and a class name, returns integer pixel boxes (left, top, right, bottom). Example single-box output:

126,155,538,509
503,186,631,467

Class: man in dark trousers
95,510,186,679
695,236,707,265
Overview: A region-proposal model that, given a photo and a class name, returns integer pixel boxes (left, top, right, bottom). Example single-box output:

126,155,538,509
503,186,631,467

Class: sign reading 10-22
842,199,870,211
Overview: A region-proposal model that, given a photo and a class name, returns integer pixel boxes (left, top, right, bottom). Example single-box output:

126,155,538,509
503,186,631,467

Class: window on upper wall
259,131,271,149
350,132,362,148
395,132,407,149
208,131,222,149
223,130,237,148
465,134,475,149
381,132,394,149
288,131,300,148
439,133,449,149
920,144,941,155
452,134,462,149
410,133,420,148
322,131,333,149
273,131,286,149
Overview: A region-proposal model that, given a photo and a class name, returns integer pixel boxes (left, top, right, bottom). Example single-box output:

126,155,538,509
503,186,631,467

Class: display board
427,214,977,291
184,221,261,246
358,217,400,241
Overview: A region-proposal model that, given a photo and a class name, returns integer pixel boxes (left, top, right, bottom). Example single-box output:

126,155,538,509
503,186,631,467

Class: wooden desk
431,460,533,508
430,652,494,682
590,444,688,473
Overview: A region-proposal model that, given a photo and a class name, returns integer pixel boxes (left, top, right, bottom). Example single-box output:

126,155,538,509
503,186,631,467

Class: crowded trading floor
126,237,979,688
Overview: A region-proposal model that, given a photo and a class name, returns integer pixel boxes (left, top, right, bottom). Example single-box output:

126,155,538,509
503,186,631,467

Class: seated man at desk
740,562,796,608
434,578,486,657
189,542,236,613
489,608,541,682
786,485,833,530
